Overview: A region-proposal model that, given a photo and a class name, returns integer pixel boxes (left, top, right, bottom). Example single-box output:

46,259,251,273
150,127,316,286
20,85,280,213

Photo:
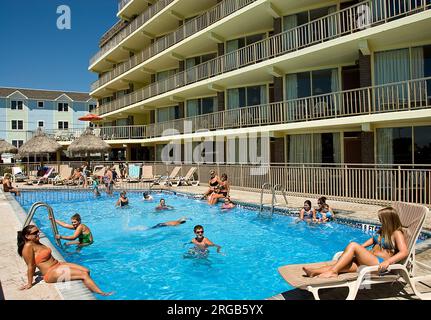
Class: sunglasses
195,231,204,234
29,230,40,236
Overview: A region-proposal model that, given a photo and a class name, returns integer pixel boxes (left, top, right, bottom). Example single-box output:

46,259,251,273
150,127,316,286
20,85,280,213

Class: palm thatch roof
18,128,62,156
0,139,18,154
67,127,111,156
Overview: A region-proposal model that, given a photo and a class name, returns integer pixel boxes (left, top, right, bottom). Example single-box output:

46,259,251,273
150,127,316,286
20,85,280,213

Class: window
12,140,24,148
186,97,217,117
11,100,23,110
157,106,179,122
287,133,341,163
58,121,69,130
38,121,44,128
37,101,44,108
227,85,267,109
11,120,24,130
58,102,69,112
89,104,96,112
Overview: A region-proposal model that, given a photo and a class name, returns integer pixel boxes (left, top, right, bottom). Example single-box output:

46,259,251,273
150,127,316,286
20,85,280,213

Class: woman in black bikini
208,173,229,205
115,191,129,207
202,170,219,199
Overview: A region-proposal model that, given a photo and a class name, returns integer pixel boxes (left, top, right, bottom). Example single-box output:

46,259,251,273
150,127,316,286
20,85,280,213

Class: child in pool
315,203,334,223
189,225,222,256
51,213,93,247
143,192,153,201
155,198,174,210
221,197,235,210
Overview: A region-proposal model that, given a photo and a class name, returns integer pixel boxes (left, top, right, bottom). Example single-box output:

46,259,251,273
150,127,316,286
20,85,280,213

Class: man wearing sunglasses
190,225,222,255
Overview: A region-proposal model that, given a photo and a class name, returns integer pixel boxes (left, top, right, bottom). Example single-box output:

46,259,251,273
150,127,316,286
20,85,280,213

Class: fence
3,161,431,207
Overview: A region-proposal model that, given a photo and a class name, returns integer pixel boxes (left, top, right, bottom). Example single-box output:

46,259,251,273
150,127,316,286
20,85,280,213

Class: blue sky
0,0,118,92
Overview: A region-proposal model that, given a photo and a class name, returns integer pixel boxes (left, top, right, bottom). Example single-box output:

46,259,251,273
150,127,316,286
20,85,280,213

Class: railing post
302,164,306,194
407,81,411,110
398,165,402,202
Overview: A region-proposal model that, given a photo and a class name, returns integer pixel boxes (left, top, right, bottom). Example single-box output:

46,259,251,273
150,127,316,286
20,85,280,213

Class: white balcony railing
91,0,258,89
91,0,176,66
51,77,431,141
118,0,132,12
94,0,431,115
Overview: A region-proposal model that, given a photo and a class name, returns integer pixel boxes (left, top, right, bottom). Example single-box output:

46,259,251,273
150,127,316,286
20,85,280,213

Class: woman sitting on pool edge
17,225,111,295
51,213,93,247
115,191,129,207
155,198,174,210
302,207,408,278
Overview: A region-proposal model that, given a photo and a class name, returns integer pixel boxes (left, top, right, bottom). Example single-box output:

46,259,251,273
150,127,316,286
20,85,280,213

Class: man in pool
143,192,153,201
151,217,187,229
155,198,174,210
51,213,93,247
189,225,222,255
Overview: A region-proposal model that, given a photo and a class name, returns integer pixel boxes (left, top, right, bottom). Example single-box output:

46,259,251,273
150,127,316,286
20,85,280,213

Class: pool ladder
259,183,289,217
23,202,62,247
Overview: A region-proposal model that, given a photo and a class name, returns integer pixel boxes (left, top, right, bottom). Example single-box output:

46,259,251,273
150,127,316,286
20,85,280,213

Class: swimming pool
18,191,372,300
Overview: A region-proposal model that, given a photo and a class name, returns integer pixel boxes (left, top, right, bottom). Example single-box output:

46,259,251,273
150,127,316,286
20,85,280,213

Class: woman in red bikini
17,225,112,296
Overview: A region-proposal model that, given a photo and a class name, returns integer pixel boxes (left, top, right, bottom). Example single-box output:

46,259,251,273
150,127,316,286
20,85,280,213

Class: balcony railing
91,0,176,66
91,0,258,90
52,77,431,141
94,0,431,115
118,0,132,12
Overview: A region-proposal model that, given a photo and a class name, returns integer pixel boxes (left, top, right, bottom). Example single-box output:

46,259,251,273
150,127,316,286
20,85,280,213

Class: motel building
9,0,431,204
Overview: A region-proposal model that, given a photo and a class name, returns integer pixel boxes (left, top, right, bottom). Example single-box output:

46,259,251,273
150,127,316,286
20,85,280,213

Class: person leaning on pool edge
17,225,111,295
50,213,93,247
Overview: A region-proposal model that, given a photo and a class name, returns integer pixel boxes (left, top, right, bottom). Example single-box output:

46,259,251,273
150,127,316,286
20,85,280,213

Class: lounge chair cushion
278,261,401,289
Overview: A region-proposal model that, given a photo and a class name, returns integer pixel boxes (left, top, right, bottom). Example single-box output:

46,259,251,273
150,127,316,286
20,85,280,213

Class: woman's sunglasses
29,230,40,236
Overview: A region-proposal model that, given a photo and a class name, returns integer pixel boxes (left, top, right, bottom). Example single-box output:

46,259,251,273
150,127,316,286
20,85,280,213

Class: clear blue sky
0,0,117,92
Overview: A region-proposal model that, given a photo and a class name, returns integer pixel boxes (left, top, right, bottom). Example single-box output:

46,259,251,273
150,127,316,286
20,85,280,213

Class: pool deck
1,182,431,300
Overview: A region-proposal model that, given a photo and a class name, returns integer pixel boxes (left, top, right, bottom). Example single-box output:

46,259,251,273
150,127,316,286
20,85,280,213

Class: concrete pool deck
1,182,431,300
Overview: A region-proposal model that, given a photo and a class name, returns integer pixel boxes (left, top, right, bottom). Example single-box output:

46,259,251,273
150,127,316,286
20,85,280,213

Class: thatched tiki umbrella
67,127,111,163
18,128,63,173
0,139,18,156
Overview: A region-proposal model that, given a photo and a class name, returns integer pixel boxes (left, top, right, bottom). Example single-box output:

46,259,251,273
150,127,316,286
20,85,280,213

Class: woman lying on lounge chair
303,207,409,278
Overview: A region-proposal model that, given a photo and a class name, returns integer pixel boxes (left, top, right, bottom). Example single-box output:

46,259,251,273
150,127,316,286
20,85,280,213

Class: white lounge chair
27,167,55,185
152,166,181,186
278,202,431,300
171,167,199,187
11,166,28,182
141,165,155,183
52,165,73,185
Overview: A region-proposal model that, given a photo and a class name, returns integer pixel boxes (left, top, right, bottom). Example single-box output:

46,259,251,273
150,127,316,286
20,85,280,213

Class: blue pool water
19,191,371,300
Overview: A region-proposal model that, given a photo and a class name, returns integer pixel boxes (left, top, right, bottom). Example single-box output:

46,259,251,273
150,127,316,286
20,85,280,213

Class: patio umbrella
18,128,62,156
0,139,18,155
78,113,103,121
17,128,63,173
67,127,111,161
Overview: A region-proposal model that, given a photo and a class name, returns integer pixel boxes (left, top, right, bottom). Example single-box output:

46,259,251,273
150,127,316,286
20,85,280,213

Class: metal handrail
23,202,62,247
273,184,288,206
259,182,275,216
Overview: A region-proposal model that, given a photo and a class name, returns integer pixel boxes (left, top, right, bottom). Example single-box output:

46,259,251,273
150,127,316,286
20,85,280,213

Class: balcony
118,0,132,12
53,77,431,141
91,0,259,91
90,0,177,67
93,0,431,116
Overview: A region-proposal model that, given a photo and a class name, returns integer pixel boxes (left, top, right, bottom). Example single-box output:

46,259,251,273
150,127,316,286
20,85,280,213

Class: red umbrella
78,114,103,121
